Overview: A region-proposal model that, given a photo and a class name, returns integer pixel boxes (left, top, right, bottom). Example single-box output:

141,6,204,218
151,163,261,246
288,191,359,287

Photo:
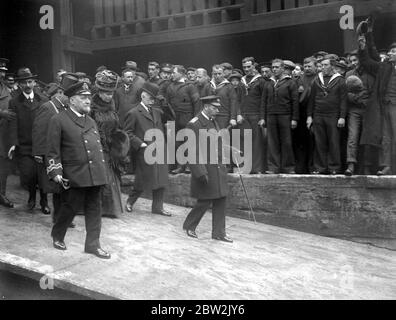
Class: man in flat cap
259,62,273,81
0,58,15,208
124,82,170,216
344,51,376,176
220,62,233,80
158,63,173,96
187,67,197,83
313,51,328,61
283,60,296,76
47,81,111,258
4,74,19,97
8,68,50,213
183,95,232,243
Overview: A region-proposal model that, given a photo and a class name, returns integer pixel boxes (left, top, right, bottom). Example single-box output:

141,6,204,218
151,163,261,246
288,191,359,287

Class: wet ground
0,175,395,299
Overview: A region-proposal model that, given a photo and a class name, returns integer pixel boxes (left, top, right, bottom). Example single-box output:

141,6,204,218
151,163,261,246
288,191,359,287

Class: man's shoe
265,170,275,174
186,229,198,238
344,163,354,176
53,240,67,250
212,235,233,243
125,200,133,212
0,195,14,208
85,247,111,259
377,166,392,176
152,210,172,217
41,205,51,215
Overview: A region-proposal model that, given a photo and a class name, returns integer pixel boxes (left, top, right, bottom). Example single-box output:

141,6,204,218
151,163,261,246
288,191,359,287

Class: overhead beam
63,0,395,54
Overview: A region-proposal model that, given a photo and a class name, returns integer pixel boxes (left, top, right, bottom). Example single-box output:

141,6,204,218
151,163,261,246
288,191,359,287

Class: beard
80,105,91,115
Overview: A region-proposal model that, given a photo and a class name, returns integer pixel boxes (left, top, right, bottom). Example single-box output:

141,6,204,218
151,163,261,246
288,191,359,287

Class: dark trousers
379,103,396,170
313,115,341,172
242,114,265,173
0,157,10,196
347,109,364,164
52,193,61,223
267,114,295,173
174,112,194,171
183,197,226,238
16,155,47,205
127,187,164,213
293,123,314,173
51,186,102,250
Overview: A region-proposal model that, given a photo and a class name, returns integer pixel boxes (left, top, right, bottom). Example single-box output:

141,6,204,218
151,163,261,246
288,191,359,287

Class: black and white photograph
0,0,395,305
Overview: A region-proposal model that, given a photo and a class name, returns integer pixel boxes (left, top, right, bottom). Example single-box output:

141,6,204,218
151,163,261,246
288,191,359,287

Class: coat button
85,140,88,143
100,150,103,152
87,150,91,153
97,140,100,143
89,160,92,164
102,160,105,162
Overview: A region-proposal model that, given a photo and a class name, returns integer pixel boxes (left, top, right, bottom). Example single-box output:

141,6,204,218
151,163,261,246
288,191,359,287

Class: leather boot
377,166,392,176
344,163,354,176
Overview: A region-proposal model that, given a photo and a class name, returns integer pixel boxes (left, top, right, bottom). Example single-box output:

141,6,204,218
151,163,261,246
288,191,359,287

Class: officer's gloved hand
198,175,208,184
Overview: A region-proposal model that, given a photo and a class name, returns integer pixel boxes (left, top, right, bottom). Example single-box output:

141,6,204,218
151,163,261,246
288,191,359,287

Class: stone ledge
121,174,396,239
0,252,117,300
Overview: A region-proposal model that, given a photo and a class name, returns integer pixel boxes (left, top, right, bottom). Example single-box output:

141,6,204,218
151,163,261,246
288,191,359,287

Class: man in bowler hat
183,95,233,243
124,82,171,216
8,68,50,213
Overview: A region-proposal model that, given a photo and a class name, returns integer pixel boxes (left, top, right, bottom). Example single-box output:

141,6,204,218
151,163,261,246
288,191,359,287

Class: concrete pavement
0,176,395,299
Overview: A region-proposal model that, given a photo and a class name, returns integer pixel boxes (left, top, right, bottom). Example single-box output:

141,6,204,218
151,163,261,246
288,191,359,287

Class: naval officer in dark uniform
46,81,111,259
183,96,233,243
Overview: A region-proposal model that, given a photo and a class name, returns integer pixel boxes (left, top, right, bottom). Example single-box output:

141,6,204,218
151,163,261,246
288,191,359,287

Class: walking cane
224,125,257,224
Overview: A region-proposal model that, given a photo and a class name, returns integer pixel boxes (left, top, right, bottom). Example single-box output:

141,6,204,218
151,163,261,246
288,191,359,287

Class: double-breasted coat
32,97,67,193
46,108,108,188
187,112,228,200
124,102,168,191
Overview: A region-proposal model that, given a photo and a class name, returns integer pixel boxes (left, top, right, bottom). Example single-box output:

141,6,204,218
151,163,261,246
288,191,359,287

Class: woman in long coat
91,70,129,217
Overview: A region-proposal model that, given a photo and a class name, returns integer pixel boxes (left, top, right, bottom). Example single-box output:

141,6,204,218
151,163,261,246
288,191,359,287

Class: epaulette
190,117,198,123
